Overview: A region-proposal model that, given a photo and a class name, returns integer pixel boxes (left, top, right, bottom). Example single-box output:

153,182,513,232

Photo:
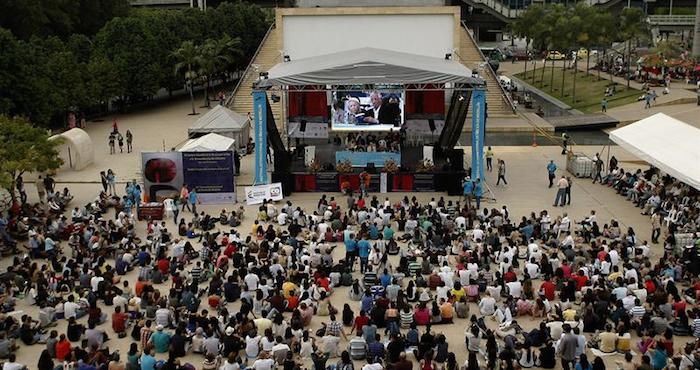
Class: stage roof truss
281,82,477,92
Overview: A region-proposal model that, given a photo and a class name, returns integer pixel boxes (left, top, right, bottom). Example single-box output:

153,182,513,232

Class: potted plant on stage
336,159,353,174
415,159,434,173
382,159,399,191
307,159,322,174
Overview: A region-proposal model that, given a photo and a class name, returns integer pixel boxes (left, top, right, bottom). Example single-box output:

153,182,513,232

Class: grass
514,67,641,114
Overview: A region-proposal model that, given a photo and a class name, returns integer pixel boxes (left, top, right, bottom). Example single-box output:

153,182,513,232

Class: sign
253,90,268,184
182,151,236,204
304,146,316,167
380,173,388,193
423,146,434,164
335,151,401,167
288,121,329,139
471,89,486,185
245,182,284,205
141,152,183,202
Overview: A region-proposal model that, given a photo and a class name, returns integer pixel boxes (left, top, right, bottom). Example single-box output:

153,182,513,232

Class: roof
179,133,236,152
257,47,483,87
609,113,700,190
188,105,250,134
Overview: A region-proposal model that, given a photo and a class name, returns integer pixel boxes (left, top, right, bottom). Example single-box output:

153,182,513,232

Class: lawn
514,67,641,114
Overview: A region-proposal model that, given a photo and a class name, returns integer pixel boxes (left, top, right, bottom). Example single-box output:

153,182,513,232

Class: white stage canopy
188,105,250,149
179,133,236,152
257,47,483,87
609,113,700,190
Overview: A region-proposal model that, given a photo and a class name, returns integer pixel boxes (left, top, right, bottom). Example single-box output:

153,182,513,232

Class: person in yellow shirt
616,328,631,352
562,307,577,322
451,282,467,303
596,324,618,353
282,280,298,299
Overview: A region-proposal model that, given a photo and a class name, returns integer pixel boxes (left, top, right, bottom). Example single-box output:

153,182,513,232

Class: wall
295,0,446,7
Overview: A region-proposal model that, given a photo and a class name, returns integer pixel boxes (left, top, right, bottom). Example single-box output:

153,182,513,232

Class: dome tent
49,128,94,171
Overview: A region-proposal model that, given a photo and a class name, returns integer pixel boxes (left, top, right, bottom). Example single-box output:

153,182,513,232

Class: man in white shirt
506,281,523,299
479,292,496,315
245,271,260,291
277,211,288,226
63,296,84,319
525,258,540,279
90,274,104,292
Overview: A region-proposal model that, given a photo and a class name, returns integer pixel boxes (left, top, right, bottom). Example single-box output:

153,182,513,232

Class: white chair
664,209,677,227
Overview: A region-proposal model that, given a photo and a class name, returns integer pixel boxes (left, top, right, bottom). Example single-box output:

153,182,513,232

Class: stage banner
288,122,329,139
380,173,388,193
471,89,486,184
335,151,402,167
141,151,183,202
245,182,284,205
304,146,316,167
423,146,434,164
182,151,236,204
253,90,268,184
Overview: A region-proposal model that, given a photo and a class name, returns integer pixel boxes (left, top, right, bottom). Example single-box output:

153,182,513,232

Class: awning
179,133,236,152
257,47,483,87
188,105,250,135
609,113,700,190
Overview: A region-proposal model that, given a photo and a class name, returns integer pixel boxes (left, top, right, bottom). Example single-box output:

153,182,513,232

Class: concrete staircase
227,24,284,132
458,25,516,117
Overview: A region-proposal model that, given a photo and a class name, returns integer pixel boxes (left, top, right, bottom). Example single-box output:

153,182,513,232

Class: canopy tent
49,128,94,171
188,105,250,149
256,47,484,88
609,113,700,190
179,133,236,152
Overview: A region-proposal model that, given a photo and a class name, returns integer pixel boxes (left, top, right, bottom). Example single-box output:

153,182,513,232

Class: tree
619,7,646,89
0,115,62,201
511,5,546,85
199,35,242,106
172,41,202,115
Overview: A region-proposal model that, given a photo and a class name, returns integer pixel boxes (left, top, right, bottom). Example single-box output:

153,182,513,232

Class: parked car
545,50,566,60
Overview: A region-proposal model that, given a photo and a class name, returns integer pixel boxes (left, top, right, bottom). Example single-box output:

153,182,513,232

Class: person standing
234,151,241,176
561,132,569,154
100,171,108,193
565,176,572,205
108,132,116,154
16,176,27,204
462,176,474,209
180,185,190,212
126,130,133,153
117,131,124,153
496,159,507,185
553,176,569,207
36,175,46,204
43,175,55,194
651,212,661,244
547,160,557,188
601,98,608,113
359,171,370,198
485,146,494,172
592,155,603,184
557,324,578,370
188,187,199,215
474,179,483,210
107,169,117,195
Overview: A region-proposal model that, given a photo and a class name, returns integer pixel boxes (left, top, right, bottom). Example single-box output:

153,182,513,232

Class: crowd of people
1,157,700,370
341,132,402,153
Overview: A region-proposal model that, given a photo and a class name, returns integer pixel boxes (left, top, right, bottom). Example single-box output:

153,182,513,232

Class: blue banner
335,151,402,167
471,89,486,184
182,151,236,204
253,90,268,184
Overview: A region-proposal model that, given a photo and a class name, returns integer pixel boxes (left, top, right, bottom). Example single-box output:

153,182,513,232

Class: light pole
693,0,700,57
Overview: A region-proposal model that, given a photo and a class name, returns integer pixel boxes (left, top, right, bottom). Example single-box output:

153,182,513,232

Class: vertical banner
423,146,434,164
380,173,388,193
471,89,486,184
304,146,316,167
253,90,268,184
182,151,236,204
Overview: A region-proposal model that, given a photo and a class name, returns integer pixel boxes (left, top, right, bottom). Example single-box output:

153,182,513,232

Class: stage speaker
300,120,307,132
446,172,465,195
428,119,436,133
447,149,464,171
271,172,293,196
365,163,377,174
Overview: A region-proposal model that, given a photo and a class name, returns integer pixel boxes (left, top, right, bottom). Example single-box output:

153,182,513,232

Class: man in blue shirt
357,236,371,273
462,176,474,209
140,347,157,370
188,188,199,215
547,160,557,188
344,235,357,272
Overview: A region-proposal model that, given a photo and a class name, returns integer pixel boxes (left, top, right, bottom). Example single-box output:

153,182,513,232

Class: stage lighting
259,72,269,79
283,55,291,62
445,53,452,60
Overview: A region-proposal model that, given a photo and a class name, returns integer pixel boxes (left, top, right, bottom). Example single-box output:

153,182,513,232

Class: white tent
49,128,94,171
188,105,250,149
179,133,236,152
257,47,483,87
609,113,700,190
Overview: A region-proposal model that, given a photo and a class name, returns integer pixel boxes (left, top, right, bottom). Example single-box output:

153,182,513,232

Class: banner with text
245,182,284,205
253,90,268,184
471,89,486,185
182,151,236,204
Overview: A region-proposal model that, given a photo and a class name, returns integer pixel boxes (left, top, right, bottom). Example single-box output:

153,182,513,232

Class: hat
156,325,164,331
225,326,235,336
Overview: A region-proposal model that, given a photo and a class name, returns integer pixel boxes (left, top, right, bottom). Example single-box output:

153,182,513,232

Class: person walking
651,212,661,244
496,160,507,185
100,171,108,193
117,132,124,153
108,132,116,154
188,187,199,215
16,176,27,204
36,175,46,204
126,130,133,153
547,160,557,188
485,146,494,172
107,169,117,195
558,324,578,370
180,184,191,212
553,176,569,207
592,155,603,184
644,92,652,109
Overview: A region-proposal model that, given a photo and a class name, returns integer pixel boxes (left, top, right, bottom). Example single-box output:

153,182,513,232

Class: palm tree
620,7,646,89
199,35,243,107
172,41,202,115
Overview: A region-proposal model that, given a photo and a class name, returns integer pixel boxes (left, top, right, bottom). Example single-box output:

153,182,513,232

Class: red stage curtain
405,91,444,115
338,174,360,190
294,174,316,192
288,91,328,118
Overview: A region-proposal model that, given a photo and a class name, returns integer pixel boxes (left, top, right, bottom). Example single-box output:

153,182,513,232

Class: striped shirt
400,310,414,328
327,320,343,337
190,267,203,282
348,337,368,360
630,305,646,318
408,261,422,277
693,319,700,337
140,327,153,349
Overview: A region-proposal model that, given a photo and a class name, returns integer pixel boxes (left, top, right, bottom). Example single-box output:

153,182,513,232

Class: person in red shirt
353,310,370,336
540,276,556,301
112,306,129,336
223,243,237,258
644,277,657,294
55,334,71,361
504,268,517,283
135,277,150,297
560,261,572,279
574,270,589,291
157,257,169,275
286,291,299,311
357,198,366,209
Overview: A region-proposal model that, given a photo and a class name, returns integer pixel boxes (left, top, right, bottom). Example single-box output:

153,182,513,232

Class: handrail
461,21,517,114
647,15,695,26
463,0,522,19
225,22,275,108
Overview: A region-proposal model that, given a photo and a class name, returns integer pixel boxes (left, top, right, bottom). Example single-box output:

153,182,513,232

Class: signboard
253,90,268,184
471,89,486,185
141,152,183,202
304,146,316,167
182,151,236,204
288,121,329,139
335,151,401,167
245,182,284,205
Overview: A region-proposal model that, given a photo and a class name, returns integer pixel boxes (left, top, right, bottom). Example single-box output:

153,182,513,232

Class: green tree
0,115,62,201
511,5,546,84
199,35,242,106
619,7,646,88
0,28,21,114
172,40,202,115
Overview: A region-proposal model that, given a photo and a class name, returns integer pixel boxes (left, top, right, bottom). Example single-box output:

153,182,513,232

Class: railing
225,23,276,108
647,15,695,26
461,21,517,114
464,0,523,19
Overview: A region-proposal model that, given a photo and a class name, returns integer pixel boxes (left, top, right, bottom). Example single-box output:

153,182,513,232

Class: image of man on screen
345,97,364,124
362,91,399,125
